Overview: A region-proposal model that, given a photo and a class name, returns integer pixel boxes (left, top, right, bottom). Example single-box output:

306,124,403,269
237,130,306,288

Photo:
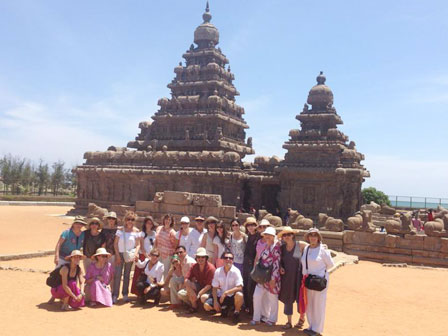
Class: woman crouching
84,248,114,307
49,250,85,310
135,248,165,305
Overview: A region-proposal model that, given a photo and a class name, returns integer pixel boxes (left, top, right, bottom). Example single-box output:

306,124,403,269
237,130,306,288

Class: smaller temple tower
278,72,369,218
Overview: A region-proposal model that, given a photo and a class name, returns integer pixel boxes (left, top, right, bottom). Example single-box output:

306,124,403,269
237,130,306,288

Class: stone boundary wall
290,229,448,268
0,201,75,206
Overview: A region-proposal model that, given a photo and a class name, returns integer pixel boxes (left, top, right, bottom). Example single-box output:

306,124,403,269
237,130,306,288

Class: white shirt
180,255,196,277
136,259,165,284
301,245,334,279
213,236,229,260
212,264,243,297
176,228,193,252
186,228,207,257
116,230,139,253
140,231,156,254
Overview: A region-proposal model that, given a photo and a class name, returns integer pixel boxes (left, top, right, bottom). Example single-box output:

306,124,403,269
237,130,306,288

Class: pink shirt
156,226,177,258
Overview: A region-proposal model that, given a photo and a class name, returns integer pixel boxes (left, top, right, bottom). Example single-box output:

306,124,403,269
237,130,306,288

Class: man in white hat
184,247,216,313
185,215,207,258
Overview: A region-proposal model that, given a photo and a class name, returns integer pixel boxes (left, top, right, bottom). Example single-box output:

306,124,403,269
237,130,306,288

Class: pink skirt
51,280,85,308
86,280,113,307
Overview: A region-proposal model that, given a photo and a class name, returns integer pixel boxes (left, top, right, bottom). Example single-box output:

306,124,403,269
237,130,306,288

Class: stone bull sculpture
384,212,416,235
318,213,344,232
287,210,313,230
424,214,448,237
346,210,376,232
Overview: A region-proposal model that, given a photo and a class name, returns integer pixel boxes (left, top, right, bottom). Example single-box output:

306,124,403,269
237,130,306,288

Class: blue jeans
113,253,133,298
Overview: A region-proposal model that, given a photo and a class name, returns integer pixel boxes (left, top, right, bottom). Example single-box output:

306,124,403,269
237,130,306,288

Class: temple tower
127,3,254,158
278,72,369,218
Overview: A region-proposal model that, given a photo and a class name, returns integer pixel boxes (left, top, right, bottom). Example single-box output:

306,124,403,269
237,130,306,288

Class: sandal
282,322,292,329
295,318,305,329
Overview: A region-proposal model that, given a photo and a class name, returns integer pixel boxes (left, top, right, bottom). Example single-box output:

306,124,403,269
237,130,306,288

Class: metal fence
388,195,448,209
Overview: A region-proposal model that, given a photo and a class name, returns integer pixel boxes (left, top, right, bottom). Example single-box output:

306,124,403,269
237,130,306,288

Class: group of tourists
48,211,334,336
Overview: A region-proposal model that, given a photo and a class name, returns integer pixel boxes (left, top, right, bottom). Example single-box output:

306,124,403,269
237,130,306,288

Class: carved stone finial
203,1,212,23
228,66,231,72
316,71,326,85
179,61,182,66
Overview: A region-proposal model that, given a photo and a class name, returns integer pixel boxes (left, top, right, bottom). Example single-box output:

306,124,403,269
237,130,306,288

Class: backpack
46,265,64,288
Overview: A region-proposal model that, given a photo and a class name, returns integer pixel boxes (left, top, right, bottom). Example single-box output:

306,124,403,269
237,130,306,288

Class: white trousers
169,275,184,304
253,285,279,323
306,287,328,333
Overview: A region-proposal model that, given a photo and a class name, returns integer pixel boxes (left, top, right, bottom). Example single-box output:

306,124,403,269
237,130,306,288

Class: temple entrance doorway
261,184,280,215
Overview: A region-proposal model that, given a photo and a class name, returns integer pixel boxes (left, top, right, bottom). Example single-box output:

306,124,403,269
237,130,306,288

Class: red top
187,261,216,289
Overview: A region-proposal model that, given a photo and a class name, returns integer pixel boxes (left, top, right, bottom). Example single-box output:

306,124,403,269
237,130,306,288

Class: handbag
122,230,136,263
304,246,327,291
250,247,273,284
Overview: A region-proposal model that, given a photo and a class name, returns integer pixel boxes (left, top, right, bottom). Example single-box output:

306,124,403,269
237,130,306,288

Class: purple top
85,261,114,285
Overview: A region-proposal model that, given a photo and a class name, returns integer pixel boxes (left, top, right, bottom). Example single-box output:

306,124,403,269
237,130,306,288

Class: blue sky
0,0,447,198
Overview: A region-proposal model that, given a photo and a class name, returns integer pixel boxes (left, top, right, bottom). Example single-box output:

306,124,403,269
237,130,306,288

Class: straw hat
180,216,190,224
259,219,272,227
261,226,276,237
195,215,205,221
278,226,295,238
72,216,87,226
304,227,323,242
91,247,111,259
243,217,257,227
205,216,219,224
64,250,86,261
88,217,103,229
195,247,208,257
106,211,117,219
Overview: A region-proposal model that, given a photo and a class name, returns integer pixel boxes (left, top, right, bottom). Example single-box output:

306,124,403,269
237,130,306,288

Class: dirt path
0,206,447,336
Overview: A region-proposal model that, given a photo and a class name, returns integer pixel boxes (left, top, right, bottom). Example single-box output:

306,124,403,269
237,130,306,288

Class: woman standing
131,216,157,295
229,218,246,273
82,217,106,271
176,216,193,253
278,227,308,329
85,247,114,307
103,212,119,265
213,221,229,268
201,216,218,265
155,214,177,279
251,226,281,326
113,211,140,304
49,250,85,310
242,217,260,314
301,228,334,336
53,216,86,267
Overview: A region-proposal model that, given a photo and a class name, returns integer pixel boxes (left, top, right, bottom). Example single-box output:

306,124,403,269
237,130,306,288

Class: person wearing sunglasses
229,218,246,273
278,226,308,329
84,247,114,307
213,221,229,268
242,217,260,315
301,228,334,336
135,248,165,305
155,214,177,279
113,211,140,304
82,217,106,271
203,251,244,324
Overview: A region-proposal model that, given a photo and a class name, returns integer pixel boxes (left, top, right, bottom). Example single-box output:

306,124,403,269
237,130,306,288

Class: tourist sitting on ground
49,250,85,310
135,248,165,305
201,216,218,265
251,226,281,326
82,217,106,271
242,217,260,315
186,215,207,258
185,247,216,313
176,216,194,253
131,215,157,296
229,218,247,273
167,245,196,309
203,251,244,324
278,226,308,330
102,212,120,265
213,221,229,268
84,247,114,307
301,228,334,336
113,211,140,304
155,214,177,279
54,216,86,267
163,254,183,307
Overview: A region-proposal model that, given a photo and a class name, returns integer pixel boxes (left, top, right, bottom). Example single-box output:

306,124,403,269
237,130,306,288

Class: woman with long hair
82,217,106,271
155,214,177,279
229,218,246,273
201,216,218,265
213,221,229,268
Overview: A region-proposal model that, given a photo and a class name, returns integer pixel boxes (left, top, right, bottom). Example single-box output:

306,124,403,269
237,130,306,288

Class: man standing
186,216,207,257
185,247,216,313
203,251,244,324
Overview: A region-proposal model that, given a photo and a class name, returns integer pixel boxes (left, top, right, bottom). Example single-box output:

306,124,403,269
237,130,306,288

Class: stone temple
75,3,369,219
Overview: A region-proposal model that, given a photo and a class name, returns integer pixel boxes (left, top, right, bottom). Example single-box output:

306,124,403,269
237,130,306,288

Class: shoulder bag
304,246,327,291
250,248,273,284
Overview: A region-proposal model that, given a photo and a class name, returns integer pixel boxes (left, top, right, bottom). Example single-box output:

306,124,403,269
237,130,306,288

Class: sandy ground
0,206,447,336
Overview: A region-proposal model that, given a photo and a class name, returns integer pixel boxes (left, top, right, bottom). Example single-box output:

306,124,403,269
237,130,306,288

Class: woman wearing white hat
250,226,281,326
176,216,193,253
49,250,85,310
301,228,334,336
85,248,114,307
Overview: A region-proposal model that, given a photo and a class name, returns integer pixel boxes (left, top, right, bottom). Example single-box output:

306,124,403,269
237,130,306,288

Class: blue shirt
59,229,85,258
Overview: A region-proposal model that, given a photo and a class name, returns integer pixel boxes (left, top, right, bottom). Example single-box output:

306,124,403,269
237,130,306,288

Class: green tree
51,161,65,196
36,160,50,195
362,187,391,206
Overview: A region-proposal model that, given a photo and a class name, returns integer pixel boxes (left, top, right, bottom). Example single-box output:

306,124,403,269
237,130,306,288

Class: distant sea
388,196,448,209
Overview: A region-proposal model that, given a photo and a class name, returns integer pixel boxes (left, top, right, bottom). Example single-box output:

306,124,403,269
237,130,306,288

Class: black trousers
136,281,161,303
242,260,256,312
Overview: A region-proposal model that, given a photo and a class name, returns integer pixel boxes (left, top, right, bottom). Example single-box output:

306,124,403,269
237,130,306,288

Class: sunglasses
231,224,239,227
309,233,319,237
126,218,136,222
196,256,207,259
283,233,294,237
223,256,234,260
90,222,100,225
246,224,256,227
99,255,108,258
150,254,160,257
217,226,224,229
